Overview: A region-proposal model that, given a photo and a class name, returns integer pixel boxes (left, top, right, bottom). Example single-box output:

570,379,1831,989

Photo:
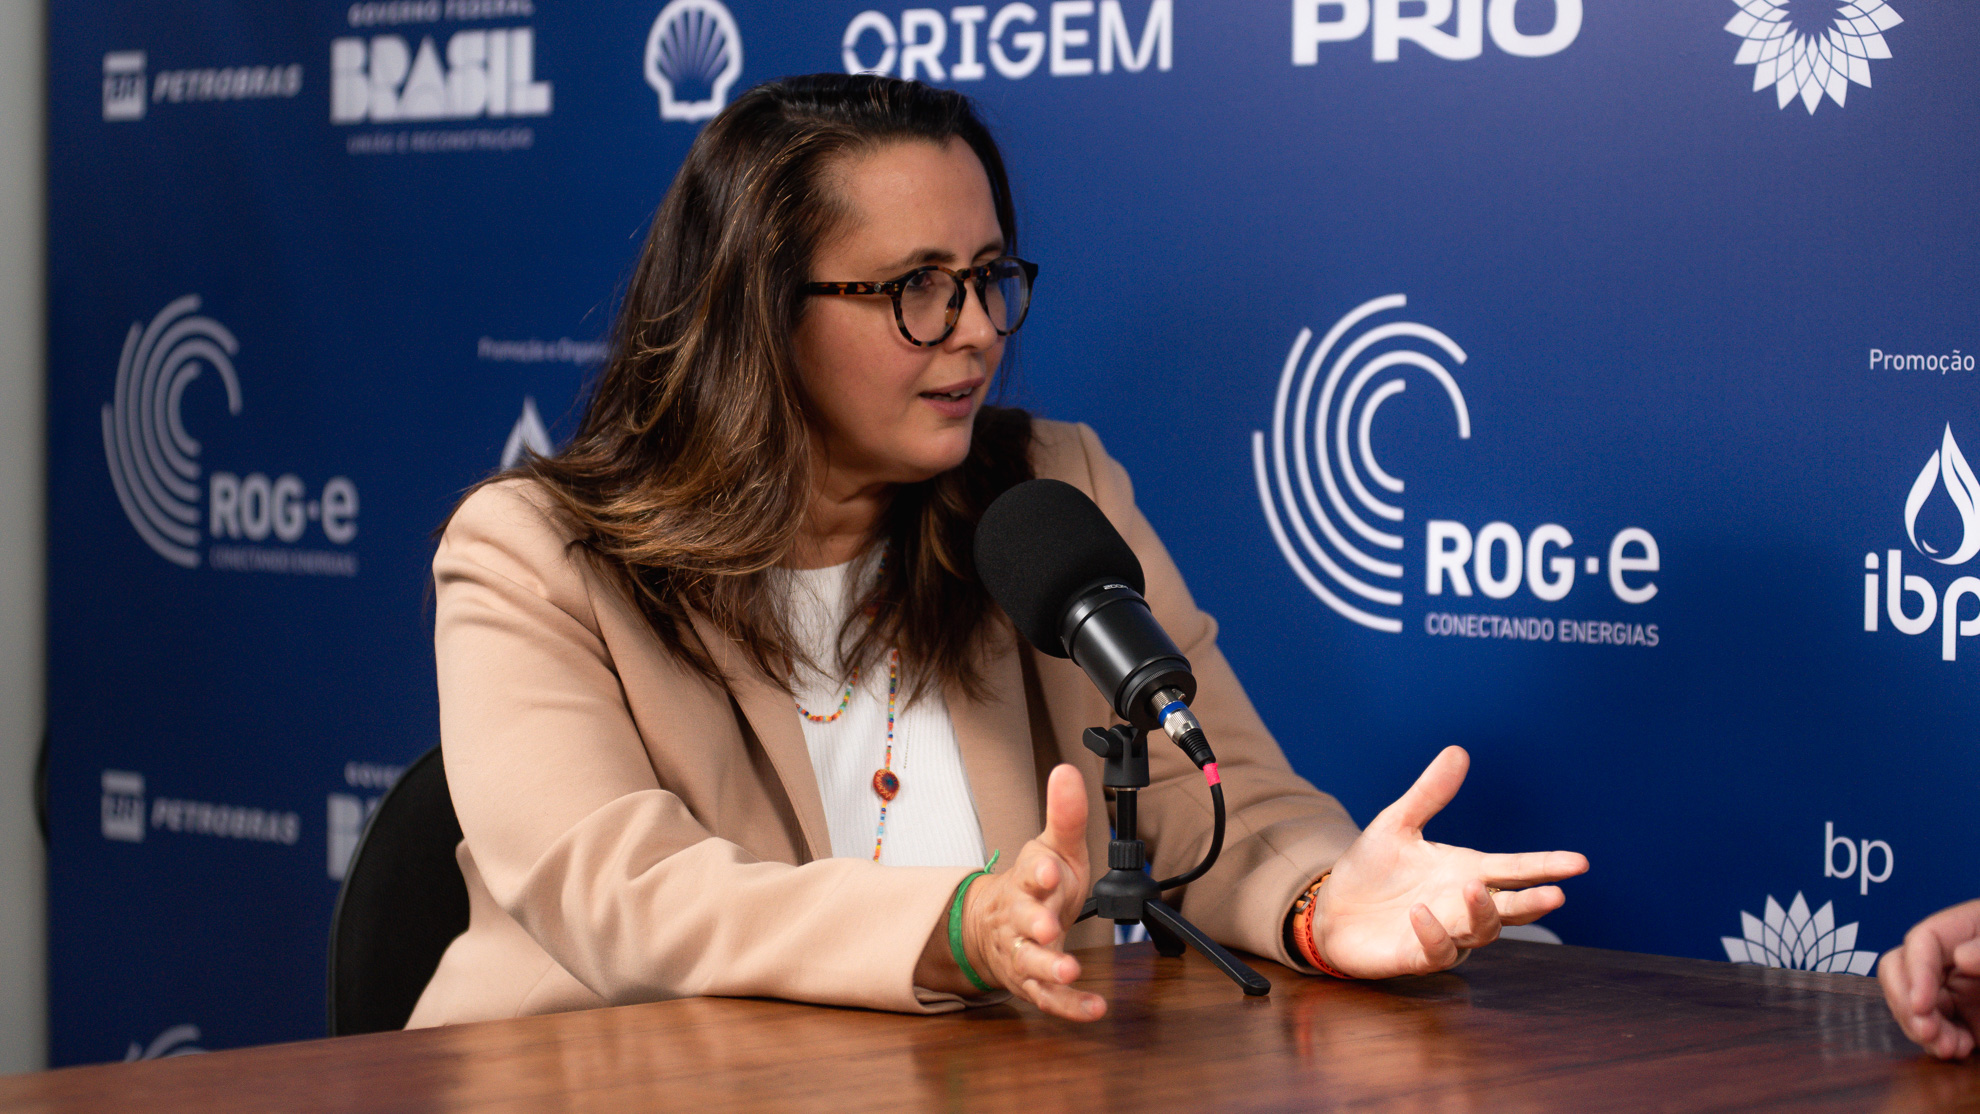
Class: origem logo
843,2,1171,81
1726,0,1901,115
1864,424,1980,660
102,296,360,575
1293,0,1582,64
1721,892,1879,974
645,0,743,121
1253,295,1660,640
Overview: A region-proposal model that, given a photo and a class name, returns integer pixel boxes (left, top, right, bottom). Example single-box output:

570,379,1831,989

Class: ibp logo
1726,0,1901,115
1864,424,1980,660
645,0,743,121
1293,0,1582,64
1253,295,1660,638
102,297,360,574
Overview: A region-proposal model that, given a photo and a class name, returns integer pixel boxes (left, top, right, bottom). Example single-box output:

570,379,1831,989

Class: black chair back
326,745,469,1036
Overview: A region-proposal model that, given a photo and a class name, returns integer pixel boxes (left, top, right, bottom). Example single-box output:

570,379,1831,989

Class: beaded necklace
789,553,903,861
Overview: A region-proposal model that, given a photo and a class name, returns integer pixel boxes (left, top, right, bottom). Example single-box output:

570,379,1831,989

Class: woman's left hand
1311,746,1589,978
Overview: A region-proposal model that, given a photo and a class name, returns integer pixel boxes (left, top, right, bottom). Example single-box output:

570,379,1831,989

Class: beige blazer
407,420,1361,1028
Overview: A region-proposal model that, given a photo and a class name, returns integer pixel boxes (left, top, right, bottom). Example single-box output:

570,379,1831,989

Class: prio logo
1864,424,1980,660
645,0,743,121
102,52,146,120
501,397,553,469
843,2,1171,82
330,28,550,123
1293,0,1582,64
1252,295,1660,642
1721,892,1879,975
102,296,360,575
1727,0,1901,115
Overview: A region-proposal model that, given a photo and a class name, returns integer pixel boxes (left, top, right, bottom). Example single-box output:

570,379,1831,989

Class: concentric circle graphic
1726,0,1902,114
101,295,241,568
1251,295,1469,633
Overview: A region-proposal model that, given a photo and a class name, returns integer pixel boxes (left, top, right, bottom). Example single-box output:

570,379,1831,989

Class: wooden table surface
4,940,1977,1112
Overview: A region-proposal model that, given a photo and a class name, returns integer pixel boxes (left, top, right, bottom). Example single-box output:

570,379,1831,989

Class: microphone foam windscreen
974,479,1145,657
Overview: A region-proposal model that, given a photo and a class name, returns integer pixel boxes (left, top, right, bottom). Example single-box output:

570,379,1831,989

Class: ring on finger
1013,936,1030,956
1485,886,1502,896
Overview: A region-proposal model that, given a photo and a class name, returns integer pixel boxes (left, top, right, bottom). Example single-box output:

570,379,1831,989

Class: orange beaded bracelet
1290,872,1352,979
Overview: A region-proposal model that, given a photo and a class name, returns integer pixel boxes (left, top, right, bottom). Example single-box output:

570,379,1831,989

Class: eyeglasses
803,256,1038,347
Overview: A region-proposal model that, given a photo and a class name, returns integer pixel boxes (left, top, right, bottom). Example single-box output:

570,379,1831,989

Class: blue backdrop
45,0,1979,1065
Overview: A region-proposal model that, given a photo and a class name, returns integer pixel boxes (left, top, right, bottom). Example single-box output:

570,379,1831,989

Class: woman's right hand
918,763,1104,1021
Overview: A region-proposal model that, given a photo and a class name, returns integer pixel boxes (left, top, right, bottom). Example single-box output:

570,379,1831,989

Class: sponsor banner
45,0,1980,1065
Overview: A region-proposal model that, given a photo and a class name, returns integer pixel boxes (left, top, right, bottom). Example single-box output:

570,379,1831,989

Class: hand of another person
1312,746,1588,978
1879,899,1980,1059
917,764,1103,1021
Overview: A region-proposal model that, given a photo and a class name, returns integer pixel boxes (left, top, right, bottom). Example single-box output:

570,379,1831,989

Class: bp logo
1726,0,1902,114
102,296,361,574
1721,892,1879,975
645,0,743,122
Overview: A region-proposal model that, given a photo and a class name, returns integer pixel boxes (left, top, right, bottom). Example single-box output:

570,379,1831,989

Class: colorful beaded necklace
792,647,901,862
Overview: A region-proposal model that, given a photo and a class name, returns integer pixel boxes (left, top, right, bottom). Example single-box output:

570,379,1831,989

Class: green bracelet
948,850,1001,993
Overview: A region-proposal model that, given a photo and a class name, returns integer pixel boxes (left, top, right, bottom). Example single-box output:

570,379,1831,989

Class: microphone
974,479,1214,768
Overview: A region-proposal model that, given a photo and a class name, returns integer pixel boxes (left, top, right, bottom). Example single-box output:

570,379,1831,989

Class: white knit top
781,559,988,868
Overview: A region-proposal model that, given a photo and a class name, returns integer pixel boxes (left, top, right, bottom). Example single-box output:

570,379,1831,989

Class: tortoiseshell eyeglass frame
801,256,1039,348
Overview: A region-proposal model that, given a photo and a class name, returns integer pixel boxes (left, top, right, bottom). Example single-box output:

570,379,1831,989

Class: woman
407,74,1586,1027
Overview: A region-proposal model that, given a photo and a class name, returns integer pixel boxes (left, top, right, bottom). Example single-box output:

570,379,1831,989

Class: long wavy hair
478,74,1035,699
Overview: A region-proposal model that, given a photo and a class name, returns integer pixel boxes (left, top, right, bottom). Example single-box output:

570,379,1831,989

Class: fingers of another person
1372,746,1470,834
1903,921,1953,1020
1954,938,1980,976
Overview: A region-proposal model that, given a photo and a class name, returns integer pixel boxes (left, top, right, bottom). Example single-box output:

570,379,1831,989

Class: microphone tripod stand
1076,724,1271,996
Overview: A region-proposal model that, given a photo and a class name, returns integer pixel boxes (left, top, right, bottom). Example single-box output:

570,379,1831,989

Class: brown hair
482,74,1034,698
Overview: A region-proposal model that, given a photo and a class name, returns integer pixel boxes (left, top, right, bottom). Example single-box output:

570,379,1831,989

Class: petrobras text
1293,0,1581,64
330,27,550,123
843,2,1171,81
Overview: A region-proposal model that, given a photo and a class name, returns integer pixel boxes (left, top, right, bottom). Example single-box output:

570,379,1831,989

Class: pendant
872,768,900,802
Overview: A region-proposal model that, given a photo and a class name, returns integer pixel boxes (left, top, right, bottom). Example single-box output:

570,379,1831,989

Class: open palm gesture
1313,746,1589,978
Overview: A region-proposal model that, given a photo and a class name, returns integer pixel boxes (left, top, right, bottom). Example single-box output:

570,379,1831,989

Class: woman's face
794,136,1007,489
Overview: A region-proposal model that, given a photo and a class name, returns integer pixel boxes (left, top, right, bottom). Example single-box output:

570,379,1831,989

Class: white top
781,560,988,868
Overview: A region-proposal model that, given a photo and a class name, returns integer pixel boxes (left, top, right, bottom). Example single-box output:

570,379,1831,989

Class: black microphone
974,479,1214,768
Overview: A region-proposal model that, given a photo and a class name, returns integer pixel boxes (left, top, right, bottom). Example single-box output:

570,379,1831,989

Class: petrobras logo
101,49,304,122
101,770,146,843
102,296,360,576
645,0,743,122
1253,295,1660,646
1863,423,1980,661
843,2,1171,82
1721,892,1879,975
1293,0,1581,65
102,52,146,120
1727,0,1901,115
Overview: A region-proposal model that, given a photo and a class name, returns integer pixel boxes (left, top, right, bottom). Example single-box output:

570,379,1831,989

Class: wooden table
4,941,1976,1111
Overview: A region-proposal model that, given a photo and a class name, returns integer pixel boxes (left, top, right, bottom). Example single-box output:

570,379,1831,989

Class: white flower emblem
1721,892,1879,974
1726,0,1902,114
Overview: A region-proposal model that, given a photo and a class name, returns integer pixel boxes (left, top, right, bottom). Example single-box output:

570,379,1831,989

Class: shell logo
645,0,744,122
